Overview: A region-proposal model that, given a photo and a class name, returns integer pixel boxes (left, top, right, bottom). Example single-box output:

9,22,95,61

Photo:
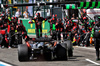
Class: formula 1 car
18,33,73,61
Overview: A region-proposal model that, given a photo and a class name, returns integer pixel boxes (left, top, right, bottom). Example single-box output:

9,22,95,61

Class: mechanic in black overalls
29,13,51,38
28,13,44,38
48,14,57,40
0,13,8,29
17,19,29,42
91,18,100,60
55,18,64,40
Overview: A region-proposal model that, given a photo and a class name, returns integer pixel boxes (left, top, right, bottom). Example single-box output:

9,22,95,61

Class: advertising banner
8,0,11,4
21,19,50,35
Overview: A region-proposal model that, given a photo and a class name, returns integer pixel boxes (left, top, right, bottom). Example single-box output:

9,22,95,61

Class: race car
18,33,73,61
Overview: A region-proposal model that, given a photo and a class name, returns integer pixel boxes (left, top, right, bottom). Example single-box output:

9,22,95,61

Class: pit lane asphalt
0,46,100,66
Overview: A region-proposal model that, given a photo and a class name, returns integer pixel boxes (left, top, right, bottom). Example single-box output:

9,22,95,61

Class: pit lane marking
86,59,100,65
74,46,95,50
0,61,12,66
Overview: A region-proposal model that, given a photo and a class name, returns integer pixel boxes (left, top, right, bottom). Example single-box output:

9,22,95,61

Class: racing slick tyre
18,44,29,61
66,40,73,57
0,34,3,45
56,43,68,60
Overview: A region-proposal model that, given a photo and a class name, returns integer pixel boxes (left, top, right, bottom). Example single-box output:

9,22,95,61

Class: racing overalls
91,25,100,60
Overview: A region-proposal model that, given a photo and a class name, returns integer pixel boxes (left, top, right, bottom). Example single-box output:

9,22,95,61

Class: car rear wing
29,37,53,42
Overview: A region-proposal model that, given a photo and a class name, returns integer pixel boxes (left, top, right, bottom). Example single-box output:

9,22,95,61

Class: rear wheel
18,44,29,61
56,44,67,60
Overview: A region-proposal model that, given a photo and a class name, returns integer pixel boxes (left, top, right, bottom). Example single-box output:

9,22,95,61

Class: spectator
71,14,75,19
6,9,11,21
15,9,21,18
6,9,11,17
23,9,30,18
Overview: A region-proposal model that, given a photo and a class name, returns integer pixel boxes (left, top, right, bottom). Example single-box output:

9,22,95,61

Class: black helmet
58,18,62,23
